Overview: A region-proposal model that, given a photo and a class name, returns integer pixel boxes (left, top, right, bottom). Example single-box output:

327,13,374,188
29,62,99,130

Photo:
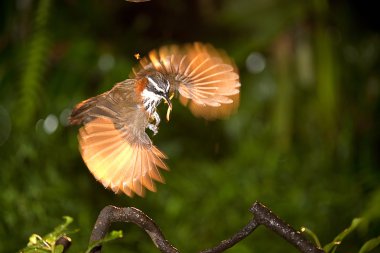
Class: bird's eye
156,91,166,97
147,76,166,94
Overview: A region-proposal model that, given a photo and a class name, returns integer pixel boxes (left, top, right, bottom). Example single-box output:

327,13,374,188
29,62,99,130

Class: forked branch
89,202,324,253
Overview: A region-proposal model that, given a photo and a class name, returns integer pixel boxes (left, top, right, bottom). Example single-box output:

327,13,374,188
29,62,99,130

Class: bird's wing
70,80,168,197
132,42,240,119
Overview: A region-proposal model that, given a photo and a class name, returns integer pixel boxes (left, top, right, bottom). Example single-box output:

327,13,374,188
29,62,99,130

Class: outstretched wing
70,80,168,197
132,42,240,119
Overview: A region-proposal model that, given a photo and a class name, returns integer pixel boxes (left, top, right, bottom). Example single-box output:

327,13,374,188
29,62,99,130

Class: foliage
0,0,379,252
323,218,363,253
20,216,75,253
19,217,123,253
301,218,380,253
358,237,380,253
84,231,123,253
17,0,51,129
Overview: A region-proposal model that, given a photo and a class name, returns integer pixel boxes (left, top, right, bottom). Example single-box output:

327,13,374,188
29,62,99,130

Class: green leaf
44,216,74,245
323,218,362,253
359,236,380,253
52,245,64,253
20,248,51,253
85,230,124,253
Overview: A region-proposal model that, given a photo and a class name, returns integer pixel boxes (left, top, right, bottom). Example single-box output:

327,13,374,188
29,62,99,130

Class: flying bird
70,42,240,197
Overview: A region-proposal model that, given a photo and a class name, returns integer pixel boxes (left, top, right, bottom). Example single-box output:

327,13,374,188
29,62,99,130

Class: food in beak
166,106,172,121
166,99,172,121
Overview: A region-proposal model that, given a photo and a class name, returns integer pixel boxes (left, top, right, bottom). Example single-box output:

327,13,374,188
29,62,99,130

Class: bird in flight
70,42,240,197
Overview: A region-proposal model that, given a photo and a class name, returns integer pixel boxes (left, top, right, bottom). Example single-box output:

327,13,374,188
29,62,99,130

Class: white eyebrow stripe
147,76,165,93
166,80,170,92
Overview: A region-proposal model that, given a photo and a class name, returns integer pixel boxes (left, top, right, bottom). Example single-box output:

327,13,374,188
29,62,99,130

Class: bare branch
89,205,179,253
249,202,324,253
88,202,324,253
200,219,259,253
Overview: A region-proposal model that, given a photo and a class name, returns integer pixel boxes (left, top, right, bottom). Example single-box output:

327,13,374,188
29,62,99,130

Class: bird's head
141,72,173,120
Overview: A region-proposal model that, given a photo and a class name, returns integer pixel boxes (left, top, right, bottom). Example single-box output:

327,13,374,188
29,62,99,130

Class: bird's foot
148,123,158,135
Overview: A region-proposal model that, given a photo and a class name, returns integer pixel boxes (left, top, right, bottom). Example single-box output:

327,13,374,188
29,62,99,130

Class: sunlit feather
133,42,240,119
78,117,167,197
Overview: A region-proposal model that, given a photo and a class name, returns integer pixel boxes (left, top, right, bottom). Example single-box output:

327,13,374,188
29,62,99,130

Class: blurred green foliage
0,0,379,252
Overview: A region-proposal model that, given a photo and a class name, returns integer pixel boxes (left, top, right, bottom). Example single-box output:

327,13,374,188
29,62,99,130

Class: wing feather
132,42,240,119
78,118,168,197
71,82,169,197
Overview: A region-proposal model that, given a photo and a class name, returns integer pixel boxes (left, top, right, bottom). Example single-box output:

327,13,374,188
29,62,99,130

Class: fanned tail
131,42,240,120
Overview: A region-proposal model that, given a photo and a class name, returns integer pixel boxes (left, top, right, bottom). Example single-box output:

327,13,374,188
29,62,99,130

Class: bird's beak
164,94,173,121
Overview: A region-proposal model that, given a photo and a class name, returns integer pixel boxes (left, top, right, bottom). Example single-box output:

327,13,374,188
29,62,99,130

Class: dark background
0,0,379,252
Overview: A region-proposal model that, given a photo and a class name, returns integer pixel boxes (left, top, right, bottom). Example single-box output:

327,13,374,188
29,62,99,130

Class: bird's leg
147,111,161,135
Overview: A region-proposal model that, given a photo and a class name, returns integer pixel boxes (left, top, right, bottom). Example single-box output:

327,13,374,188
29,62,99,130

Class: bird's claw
148,123,158,135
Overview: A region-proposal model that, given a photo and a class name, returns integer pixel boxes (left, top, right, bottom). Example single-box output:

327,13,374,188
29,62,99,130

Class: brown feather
132,42,240,119
78,117,168,197
71,79,168,197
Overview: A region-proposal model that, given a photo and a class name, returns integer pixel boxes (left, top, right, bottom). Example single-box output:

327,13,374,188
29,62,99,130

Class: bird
70,42,240,197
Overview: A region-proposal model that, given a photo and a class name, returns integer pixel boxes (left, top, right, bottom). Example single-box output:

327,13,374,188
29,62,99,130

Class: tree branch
89,206,179,253
199,219,260,253
250,202,324,253
89,202,324,253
